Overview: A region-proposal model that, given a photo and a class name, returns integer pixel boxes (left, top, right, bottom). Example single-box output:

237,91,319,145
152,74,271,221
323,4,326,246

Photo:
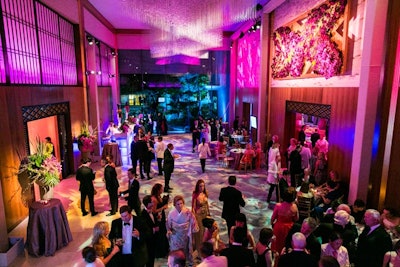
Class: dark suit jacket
121,179,141,213
163,148,174,173
285,223,321,261
311,132,320,147
76,165,95,193
140,208,158,254
130,140,137,161
135,140,148,160
220,244,255,267
355,225,392,267
278,250,318,267
104,164,119,191
218,186,245,221
109,216,150,267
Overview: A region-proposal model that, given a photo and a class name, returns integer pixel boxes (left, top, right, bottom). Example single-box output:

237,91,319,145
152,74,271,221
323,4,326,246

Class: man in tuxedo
140,195,158,267
75,158,98,216
102,155,119,216
119,168,141,216
355,209,392,267
218,176,245,236
279,232,318,267
135,133,148,179
220,227,255,267
109,205,150,267
163,143,175,192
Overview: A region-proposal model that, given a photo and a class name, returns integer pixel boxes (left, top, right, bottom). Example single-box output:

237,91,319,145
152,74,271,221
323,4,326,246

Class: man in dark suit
220,227,255,267
355,209,392,267
75,158,98,216
310,128,320,148
285,217,321,261
102,155,119,216
109,205,150,267
298,125,306,145
279,232,318,267
119,168,141,216
135,133,148,179
140,195,159,267
163,143,175,192
130,135,138,176
218,175,245,236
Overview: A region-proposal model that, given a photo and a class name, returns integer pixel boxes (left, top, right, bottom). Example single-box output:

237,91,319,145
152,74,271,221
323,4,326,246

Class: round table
229,148,244,170
102,143,122,166
26,198,73,257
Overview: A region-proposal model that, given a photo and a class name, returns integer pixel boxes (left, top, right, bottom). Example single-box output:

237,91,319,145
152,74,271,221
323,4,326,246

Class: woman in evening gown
150,183,169,258
270,187,299,254
192,179,210,254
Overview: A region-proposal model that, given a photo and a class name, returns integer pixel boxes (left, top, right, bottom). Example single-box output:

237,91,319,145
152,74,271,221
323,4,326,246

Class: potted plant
18,137,62,201
77,121,97,160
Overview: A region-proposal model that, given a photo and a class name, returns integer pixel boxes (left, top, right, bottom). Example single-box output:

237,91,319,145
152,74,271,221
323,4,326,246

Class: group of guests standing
191,116,225,153
267,183,399,267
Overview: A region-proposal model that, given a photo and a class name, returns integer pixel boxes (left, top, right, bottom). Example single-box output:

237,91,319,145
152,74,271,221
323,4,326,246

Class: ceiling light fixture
122,0,258,58
86,35,94,45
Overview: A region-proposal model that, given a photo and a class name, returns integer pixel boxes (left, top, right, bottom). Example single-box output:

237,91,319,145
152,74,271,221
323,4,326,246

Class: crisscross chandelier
122,0,258,58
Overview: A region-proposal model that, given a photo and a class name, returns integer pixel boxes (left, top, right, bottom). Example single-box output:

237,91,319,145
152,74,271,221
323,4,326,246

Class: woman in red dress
270,187,298,254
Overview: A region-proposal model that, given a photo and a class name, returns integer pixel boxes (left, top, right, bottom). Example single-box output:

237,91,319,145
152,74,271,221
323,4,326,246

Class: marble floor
8,133,274,267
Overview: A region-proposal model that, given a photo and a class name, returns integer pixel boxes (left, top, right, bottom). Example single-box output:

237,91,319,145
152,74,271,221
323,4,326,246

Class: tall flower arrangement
77,121,97,152
271,0,346,79
18,138,62,190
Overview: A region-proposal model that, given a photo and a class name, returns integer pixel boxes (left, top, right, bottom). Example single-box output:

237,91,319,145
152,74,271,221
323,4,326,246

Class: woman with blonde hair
91,221,120,266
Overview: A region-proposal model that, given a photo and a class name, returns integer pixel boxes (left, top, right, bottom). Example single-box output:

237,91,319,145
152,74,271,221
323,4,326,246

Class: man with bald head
279,232,318,267
355,209,392,267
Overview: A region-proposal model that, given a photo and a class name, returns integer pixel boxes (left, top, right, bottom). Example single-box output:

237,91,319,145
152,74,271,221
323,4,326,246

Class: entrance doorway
22,102,73,178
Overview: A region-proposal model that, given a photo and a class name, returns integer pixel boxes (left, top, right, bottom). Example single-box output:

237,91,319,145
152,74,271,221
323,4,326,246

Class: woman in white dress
166,195,199,266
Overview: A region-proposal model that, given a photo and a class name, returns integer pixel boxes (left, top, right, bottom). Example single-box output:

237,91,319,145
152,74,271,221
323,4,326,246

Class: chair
239,155,253,173
223,157,235,168
216,153,226,166
297,195,313,221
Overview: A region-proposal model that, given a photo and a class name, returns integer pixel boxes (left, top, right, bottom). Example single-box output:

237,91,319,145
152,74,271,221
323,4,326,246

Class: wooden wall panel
269,86,358,185
0,85,86,231
323,87,358,183
269,87,291,143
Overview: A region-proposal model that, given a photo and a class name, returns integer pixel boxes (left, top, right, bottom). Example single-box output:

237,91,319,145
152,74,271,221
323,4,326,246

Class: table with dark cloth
229,148,244,170
26,198,73,257
102,142,122,166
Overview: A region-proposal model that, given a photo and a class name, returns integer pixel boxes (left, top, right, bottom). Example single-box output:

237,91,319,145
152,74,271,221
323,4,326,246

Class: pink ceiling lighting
122,0,257,58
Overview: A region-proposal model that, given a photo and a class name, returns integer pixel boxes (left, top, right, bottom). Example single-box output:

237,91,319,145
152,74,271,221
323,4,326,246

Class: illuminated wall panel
1,0,77,85
59,18,77,85
2,0,40,84
0,31,5,83
36,2,63,84
236,30,260,88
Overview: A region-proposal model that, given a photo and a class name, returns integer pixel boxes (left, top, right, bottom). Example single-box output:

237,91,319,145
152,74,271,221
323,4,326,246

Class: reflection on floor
9,133,274,267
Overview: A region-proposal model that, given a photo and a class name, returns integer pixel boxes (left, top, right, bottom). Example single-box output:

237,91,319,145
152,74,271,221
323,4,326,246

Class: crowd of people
72,120,400,267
